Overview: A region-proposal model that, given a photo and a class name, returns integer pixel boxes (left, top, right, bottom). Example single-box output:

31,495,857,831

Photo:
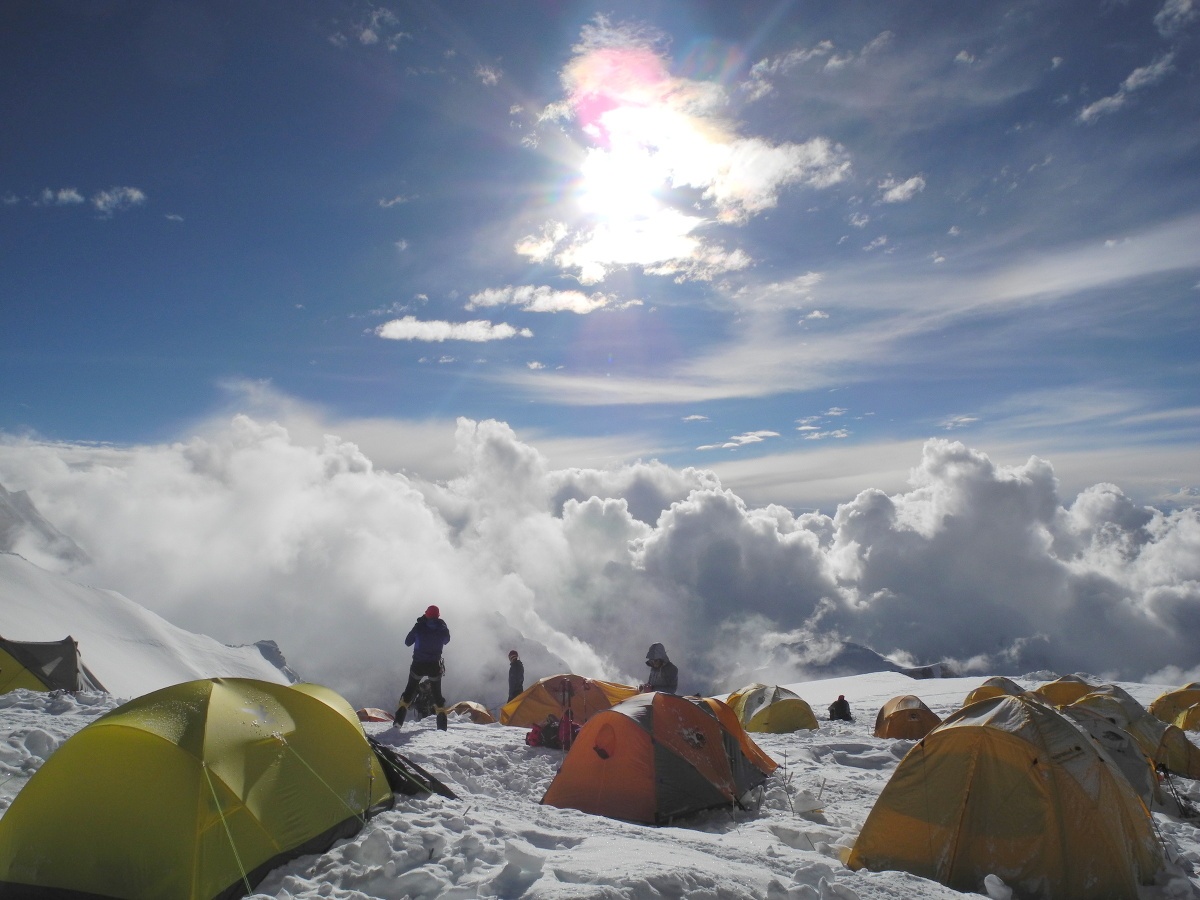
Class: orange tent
542,692,777,825
873,695,941,740
499,674,638,727
449,701,496,724
356,707,394,723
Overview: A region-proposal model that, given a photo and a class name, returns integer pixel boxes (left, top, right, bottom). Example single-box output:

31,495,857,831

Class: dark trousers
401,659,445,709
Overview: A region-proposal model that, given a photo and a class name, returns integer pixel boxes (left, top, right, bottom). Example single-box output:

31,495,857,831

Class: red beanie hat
425,605,440,618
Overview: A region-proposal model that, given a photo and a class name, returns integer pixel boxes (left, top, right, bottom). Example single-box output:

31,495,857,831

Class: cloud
2,421,1199,702
467,285,614,314
1078,54,1174,123
878,175,926,203
475,64,502,86
91,186,147,216
683,415,708,422
379,195,413,208
697,430,780,451
742,32,893,99
34,188,85,207
375,316,533,342
1155,0,1198,35
940,415,980,430
522,16,849,283
802,429,850,441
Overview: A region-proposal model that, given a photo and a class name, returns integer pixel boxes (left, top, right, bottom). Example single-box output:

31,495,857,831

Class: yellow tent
848,695,1162,899
449,700,497,724
873,695,941,740
961,675,1024,708
499,674,638,727
725,683,818,733
0,678,393,899
1150,683,1200,731
1071,689,1200,779
1032,674,1097,707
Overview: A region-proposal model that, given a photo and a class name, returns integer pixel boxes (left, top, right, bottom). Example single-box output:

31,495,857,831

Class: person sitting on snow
640,642,679,694
828,694,853,722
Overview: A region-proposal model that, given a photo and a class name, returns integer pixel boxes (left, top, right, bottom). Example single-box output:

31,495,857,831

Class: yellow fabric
847,695,1162,899
726,684,818,733
1150,684,1200,730
873,695,941,740
0,647,48,693
961,676,1025,708
499,674,638,727
0,678,392,900
1032,675,1096,708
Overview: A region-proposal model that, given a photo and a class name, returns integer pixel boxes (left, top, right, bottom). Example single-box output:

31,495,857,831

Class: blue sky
4,0,1199,511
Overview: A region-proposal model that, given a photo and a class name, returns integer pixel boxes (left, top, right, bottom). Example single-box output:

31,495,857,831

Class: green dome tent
0,678,394,899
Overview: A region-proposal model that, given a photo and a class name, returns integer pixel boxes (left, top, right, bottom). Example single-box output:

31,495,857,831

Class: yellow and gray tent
724,683,818,733
1149,682,1200,731
873,695,940,740
961,675,1024,708
0,678,393,900
1061,703,1160,808
847,694,1162,900
1032,673,1097,708
0,634,105,693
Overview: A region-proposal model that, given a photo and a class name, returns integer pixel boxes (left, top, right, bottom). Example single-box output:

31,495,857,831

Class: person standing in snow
641,642,679,694
507,649,524,702
828,694,853,722
396,605,451,731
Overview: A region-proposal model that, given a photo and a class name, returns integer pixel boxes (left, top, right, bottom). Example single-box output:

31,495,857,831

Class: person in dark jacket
507,649,524,702
828,694,853,722
641,642,679,694
396,605,451,730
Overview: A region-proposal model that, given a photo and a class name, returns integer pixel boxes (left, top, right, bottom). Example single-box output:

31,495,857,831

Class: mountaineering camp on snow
4,500,1200,900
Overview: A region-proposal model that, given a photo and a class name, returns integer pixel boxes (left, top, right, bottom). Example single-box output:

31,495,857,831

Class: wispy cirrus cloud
376,317,532,342
1078,53,1174,123
878,175,926,203
742,32,893,101
697,430,780,451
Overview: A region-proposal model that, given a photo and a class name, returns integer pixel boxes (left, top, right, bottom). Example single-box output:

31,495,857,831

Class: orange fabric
540,711,657,823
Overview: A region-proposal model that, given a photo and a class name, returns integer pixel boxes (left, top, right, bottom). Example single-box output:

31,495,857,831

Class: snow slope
0,552,291,699
3,670,1200,899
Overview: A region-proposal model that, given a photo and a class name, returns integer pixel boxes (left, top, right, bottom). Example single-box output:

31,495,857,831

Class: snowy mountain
0,483,88,570
0,552,294,699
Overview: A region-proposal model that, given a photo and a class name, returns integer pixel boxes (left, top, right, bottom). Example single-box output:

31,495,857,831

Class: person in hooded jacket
396,605,451,730
507,649,524,702
641,642,679,694
828,694,853,722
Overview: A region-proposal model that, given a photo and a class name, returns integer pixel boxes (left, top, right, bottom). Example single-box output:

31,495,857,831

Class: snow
2,552,1200,898
0,552,290,699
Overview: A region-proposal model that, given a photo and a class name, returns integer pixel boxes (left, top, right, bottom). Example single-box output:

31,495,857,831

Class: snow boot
436,707,448,731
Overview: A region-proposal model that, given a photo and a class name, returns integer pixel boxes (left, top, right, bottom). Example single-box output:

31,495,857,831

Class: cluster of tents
849,674,1200,900
8,646,1200,900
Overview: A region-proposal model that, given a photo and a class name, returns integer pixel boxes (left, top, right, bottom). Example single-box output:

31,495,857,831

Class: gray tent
0,635,106,693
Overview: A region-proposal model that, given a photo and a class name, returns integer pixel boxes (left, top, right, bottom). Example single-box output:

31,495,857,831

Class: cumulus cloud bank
1,419,1197,708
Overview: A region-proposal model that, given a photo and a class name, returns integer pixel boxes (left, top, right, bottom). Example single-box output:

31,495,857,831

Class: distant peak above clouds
0,484,89,571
